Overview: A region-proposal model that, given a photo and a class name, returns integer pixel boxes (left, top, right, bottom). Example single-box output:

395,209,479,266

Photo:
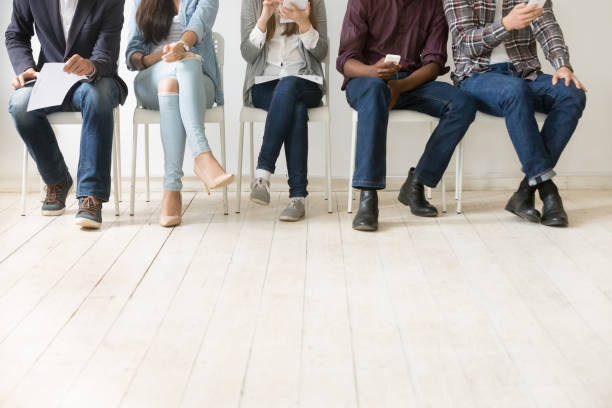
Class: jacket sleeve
336,0,368,75
422,0,449,72
125,0,146,71
5,0,36,75
241,0,265,64
184,0,218,45
532,0,571,71
443,0,511,60
89,0,125,79
304,0,328,62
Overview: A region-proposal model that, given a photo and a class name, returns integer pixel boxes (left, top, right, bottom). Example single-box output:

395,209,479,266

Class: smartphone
280,0,307,23
384,54,401,65
527,0,546,8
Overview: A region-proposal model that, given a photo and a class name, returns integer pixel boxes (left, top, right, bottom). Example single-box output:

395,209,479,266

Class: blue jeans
251,76,323,198
8,78,120,201
460,63,587,185
346,74,477,189
135,58,215,191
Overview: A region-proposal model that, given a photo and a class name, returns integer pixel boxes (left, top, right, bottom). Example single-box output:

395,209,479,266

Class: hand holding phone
384,54,401,65
527,0,546,8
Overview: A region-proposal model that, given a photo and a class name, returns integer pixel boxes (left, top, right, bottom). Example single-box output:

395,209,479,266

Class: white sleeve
249,26,267,49
299,27,319,50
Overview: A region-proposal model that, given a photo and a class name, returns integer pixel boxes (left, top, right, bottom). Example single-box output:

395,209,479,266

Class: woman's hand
280,1,312,33
162,42,187,62
258,0,280,32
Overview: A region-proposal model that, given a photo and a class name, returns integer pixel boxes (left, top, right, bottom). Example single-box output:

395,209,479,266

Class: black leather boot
505,178,541,223
397,168,438,217
539,180,569,227
352,190,379,232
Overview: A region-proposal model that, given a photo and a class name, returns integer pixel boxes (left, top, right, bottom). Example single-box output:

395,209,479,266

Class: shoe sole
398,194,438,218
504,205,541,224
75,218,102,229
352,224,378,232
250,197,270,206
42,208,66,216
541,219,568,228
279,215,304,222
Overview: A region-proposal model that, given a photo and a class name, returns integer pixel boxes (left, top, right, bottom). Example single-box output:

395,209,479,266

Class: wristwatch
177,39,191,52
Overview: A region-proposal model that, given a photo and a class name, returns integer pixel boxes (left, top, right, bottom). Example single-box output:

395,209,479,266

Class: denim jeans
460,63,587,185
135,58,215,191
345,74,477,189
251,76,323,198
8,78,120,201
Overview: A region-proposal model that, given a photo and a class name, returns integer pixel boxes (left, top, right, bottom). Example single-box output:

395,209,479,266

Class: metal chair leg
348,115,357,214
21,146,28,216
219,120,229,215
130,123,138,216
236,121,244,213
144,124,150,203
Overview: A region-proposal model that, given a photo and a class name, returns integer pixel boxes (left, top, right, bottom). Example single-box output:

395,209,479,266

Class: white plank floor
0,189,611,408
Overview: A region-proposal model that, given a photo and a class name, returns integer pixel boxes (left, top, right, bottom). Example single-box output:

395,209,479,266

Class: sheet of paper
27,63,86,112
280,0,308,24
255,74,323,85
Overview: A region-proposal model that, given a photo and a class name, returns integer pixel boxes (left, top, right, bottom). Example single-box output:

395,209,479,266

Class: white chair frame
347,110,461,214
235,51,333,214
20,108,122,217
130,32,229,216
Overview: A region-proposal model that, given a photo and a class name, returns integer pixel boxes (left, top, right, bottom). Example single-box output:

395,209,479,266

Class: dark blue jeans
346,74,477,189
252,76,323,198
460,63,587,185
8,78,120,201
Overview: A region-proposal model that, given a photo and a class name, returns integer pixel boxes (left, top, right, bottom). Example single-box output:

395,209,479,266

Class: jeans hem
528,169,556,186
352,179,386,190
76,190,110,203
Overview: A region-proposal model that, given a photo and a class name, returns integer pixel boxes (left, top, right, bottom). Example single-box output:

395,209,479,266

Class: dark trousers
345,74,477,189
251,76,323,198
8,78,120,201
460,63,587,185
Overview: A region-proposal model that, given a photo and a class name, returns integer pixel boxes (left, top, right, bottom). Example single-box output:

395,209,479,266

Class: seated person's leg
9,85,72,216
394,81,477,217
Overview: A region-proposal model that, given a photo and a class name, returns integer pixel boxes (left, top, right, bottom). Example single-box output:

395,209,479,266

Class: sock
538,179,558,198
255,169,271,181
519,177,534,191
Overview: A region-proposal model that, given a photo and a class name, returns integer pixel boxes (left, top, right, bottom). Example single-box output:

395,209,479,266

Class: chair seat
476,111,548,122
133,105,225,124
46,111,86,124
242,105,330,123
352,110,548,124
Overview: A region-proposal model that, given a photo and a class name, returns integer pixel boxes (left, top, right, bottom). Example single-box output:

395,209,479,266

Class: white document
27,63,86,112
280,0,308,24
255,74,323,85
527,0,546,8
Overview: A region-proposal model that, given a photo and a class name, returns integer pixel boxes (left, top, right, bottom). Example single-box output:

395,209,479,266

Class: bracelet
177,39,191,53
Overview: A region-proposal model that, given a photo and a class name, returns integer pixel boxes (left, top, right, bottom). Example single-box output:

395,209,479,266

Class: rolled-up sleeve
300,26,319,50
336,0,368,76
422,1,450,75
249,26,266,48
184,0,218,45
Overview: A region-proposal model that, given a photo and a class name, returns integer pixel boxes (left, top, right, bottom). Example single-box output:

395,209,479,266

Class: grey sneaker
75,196,103,229
250,178,271,206
279,198,305,222
42,174,73,216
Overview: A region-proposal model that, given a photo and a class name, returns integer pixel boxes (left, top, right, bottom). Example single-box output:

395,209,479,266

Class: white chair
236,53,333,214
130,32,229,216
347,110,461,214
20,108,122,217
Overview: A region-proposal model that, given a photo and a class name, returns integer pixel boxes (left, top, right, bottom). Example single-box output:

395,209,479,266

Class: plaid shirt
444,0,571,84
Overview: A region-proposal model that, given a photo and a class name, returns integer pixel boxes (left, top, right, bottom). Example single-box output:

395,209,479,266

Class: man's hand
11,67,38,90
502,3,543,31
63,54,95,76
280,2,312,33
370,58,400,80
388,80,402,110
552,67,587,92
162,42,188,62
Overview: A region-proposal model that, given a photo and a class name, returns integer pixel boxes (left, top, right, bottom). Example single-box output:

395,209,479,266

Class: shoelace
255,178,270,193
288,198,303,209
79,197,101,216
44,184,62,204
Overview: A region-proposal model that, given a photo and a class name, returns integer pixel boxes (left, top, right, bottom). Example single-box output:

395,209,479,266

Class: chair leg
144,124,150,203
441,176,447,214
249,122,255,184
130,123,138,216
325,121,333,213
219,120,229,215
236,121,244,213
112,125,120,217
457,141,464,214
21,145,28,216
455,149,460,201
114,109,122,202
348,116,357,213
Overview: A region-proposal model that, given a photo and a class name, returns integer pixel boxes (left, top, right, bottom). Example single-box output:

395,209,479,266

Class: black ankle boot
397,168,438,217
505,177,541,223
539,180,568,227
352,190,379,232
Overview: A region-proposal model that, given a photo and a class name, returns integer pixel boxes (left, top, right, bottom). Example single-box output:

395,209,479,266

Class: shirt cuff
299,27,319,50
249,26,266,49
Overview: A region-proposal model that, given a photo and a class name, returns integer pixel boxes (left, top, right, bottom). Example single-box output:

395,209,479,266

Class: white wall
1,0,611,187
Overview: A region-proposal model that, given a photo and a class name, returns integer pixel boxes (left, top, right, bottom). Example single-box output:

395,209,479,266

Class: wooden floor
0,189,611,408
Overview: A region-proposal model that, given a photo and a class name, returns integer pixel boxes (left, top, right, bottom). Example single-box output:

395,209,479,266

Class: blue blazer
5,0,128,104
125,0,223,105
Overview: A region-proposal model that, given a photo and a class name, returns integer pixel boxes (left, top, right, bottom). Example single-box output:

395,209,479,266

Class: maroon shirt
336,0,449,89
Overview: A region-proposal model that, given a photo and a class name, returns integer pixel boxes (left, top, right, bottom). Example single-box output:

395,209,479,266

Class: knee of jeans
78,83,115,112
273,77,301,99
557,84,587,114
158,78,179,94
447,93,477,122
8,89,31,123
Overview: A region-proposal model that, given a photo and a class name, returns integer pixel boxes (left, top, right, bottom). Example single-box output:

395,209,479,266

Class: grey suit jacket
240,0,328,106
